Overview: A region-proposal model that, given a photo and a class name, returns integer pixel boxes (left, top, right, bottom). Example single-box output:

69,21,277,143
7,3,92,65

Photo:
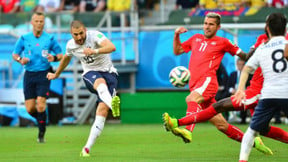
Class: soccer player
46,20,120,157
164,12,272,154
12,12,63,143
163,31,288,149
236,12,288,162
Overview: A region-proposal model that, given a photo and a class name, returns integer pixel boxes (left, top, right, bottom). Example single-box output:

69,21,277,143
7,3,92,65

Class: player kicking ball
47,20,120,157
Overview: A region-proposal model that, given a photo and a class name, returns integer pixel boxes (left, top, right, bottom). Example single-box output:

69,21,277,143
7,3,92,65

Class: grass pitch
0,123,287,162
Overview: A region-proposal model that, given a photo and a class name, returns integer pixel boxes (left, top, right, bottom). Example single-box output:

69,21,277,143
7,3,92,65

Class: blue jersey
13,31,62,72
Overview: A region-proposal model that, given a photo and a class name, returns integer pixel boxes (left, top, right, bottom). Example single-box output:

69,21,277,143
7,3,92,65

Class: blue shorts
82,71,118,103
250,99,288,134
24,70,50,100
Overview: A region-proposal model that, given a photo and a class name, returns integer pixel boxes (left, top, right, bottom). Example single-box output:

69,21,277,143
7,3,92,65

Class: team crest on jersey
211,41,216,45
196,38,202,42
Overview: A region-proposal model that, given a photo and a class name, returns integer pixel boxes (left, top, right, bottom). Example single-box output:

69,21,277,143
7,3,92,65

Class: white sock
97,83,112,109
84,115,106,150
239,127,257,161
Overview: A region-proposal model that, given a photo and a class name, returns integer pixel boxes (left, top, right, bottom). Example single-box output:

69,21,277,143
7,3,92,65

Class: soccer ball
169,66,190,88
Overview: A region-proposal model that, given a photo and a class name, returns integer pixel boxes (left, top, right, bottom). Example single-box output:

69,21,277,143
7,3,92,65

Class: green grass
0,123,287,162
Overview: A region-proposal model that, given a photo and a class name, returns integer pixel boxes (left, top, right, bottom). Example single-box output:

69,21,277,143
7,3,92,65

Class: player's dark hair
266,13,287,36
33,11,45,17
206,12,221,25
70,20,85,29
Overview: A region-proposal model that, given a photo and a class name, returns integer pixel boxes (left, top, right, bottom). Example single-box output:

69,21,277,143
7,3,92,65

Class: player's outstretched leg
162,112,192,143
172,127,192,143
111,96,120,117
162,112,178,131
254,137,273,155
80,147,90,157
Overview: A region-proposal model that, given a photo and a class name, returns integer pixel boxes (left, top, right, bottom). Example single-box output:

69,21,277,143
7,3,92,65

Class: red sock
184,101,200,132
224,124,243,143
265,126,288,143
179,105,218,126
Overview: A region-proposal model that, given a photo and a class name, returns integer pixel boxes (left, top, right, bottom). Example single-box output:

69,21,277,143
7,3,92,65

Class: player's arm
284,43,288,60
233,65,254,105
236,50,253,62
47,54,72,80
83,38,116,56
173,27,187,55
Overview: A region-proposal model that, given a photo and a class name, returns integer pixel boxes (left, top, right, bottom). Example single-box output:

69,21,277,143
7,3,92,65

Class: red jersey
181,34,240,87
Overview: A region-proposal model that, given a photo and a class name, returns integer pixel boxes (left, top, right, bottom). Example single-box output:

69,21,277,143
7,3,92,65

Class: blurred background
1,0,288,127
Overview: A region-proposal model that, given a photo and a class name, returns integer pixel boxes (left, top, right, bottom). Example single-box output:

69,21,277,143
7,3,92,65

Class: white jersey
66,30,117,75
246,36,288,99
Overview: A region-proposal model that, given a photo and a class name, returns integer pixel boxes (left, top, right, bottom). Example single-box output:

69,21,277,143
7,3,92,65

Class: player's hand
47,72,58,80
232,90,245,106
46,54,54,62
20,57,30,65
175,27,188,35
83,48,95,56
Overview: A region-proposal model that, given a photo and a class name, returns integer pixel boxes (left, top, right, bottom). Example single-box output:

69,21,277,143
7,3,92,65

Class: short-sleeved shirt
246,34,268,92
246,36,288,99
66,30,117,75
13,32,62,72
181,34,241,88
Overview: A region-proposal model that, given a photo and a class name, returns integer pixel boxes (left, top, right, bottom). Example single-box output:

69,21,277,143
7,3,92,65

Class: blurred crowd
176,0,288,10
0,0,137,14
0,0,287,15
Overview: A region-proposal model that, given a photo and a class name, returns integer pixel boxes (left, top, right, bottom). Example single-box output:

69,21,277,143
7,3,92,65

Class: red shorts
231,87,261,116
190,76,218,110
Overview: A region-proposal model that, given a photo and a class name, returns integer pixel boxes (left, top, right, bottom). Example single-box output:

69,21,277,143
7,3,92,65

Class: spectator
175,0,199,9
20,0,39,12
244,0,266,16
267,0,288,8
107,0,130,12
218,0,244,10
0,0,20,13
79,0,106,12
38,0,61,13
199,0,218,9
59,0,80,13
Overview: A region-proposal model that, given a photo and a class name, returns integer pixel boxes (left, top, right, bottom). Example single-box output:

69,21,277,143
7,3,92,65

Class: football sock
29,111,38,119
178,105,217,126
37,111,46,133
240,127,257,161
96,83,112,109
265,126,288,143
225,124,243,143
184,101,200,132
84,115,106,150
